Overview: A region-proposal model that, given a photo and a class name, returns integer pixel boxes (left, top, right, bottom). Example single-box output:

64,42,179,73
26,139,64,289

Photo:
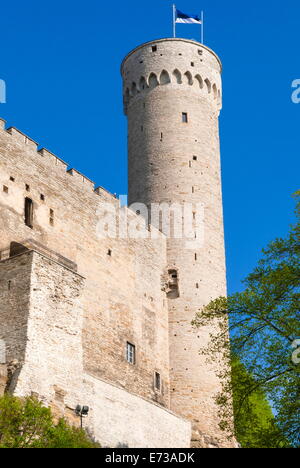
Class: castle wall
0,119,170,409
81,376,191,448
0,250,191,448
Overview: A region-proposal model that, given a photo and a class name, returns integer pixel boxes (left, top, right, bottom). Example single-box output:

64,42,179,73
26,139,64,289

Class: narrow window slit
24,198,33,228
126,342,136,364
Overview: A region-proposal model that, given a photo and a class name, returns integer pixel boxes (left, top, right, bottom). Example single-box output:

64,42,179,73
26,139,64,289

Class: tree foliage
0,394,99,448
230,357,290,448
193,192,300,448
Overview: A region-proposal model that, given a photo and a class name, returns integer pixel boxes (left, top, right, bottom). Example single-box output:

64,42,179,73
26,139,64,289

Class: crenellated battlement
0,118,118,204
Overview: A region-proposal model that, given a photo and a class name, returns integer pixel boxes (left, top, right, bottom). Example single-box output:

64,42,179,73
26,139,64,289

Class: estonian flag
176,9,202,24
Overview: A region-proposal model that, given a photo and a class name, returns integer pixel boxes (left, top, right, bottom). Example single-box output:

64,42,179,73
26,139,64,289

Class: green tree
193,192,300,448
0,394,99,448
230,357,290,448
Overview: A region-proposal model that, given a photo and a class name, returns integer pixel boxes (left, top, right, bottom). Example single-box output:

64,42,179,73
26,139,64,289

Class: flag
176,9,202,24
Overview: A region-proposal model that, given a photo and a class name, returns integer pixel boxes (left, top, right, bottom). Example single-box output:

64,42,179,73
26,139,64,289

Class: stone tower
122,38,231,448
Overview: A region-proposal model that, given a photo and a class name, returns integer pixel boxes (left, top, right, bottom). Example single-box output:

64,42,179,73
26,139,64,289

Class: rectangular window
3,185,8,193
152,46,157,52
126,342,136,365
182,112,188,123
25,197,33,228
155,372,161,392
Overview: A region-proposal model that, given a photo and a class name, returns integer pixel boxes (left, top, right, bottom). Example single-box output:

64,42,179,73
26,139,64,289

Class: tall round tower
122,38,233,448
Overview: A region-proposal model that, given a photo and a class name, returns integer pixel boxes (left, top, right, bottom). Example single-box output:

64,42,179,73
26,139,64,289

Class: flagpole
173,4,176,38
201,11,204,44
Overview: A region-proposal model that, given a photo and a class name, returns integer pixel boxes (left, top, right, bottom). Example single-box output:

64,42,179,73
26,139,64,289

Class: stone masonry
0,38,235,448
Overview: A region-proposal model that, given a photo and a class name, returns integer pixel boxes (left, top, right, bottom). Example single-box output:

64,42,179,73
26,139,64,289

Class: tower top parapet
121,38,222,115
121,38,222,74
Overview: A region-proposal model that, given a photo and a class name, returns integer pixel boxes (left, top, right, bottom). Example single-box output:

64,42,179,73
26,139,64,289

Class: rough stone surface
0,251,190,448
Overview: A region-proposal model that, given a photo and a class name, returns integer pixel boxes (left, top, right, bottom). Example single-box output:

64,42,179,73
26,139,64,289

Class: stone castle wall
0,250,190,447
0,119,172,413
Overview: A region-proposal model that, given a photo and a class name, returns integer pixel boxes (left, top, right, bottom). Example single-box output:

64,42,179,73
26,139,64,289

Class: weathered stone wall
0,250,191,448
0,252,32,383
81,376,191,448
0,120,170,408
122,39,234,447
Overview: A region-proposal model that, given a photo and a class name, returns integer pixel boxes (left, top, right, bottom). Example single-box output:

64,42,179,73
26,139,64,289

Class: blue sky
0,0,299,293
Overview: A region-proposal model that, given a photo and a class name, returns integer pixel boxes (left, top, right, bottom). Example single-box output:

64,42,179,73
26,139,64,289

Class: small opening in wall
192,187,195,193
182,112,188,123
3,185,8,193
193,156,198,161
198,49,203,55
152,45,157,52
154,372,161,392
9,176,15,182
49,208,54,226
40,194,45,201
107,249,112,256
8,280,11,290
196,283,199,289
24,197,33,228
195,253,197,261
126,342,136,365
167,269,179,299
160,133,163,141
191,62,195,67
25,184,30,192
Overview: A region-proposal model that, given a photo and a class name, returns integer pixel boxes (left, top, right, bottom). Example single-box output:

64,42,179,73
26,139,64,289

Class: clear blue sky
0,0,299,293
